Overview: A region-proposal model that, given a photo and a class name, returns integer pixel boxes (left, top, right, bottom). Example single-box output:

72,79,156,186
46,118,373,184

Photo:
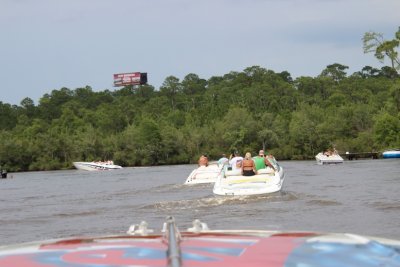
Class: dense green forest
1,28,400,172
1,64,399,172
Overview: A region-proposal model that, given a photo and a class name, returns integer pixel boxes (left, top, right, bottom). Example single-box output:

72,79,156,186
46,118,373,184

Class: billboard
113,72,147,86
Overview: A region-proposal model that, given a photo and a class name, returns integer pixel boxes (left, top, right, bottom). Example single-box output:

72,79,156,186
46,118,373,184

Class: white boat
1,217,400,267
73,161,122,171
315,152,344,165
213,159,284,196
382,149,400,159
184,163,223,184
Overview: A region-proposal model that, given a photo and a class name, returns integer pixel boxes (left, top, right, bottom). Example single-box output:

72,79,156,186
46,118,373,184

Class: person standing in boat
218,154,229,166
242,152,256,176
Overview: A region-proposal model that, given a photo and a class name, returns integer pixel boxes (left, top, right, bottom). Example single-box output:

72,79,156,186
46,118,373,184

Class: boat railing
163,216,182,267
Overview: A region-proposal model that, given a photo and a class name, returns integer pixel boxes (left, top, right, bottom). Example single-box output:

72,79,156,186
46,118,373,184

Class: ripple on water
368,201,400,211
54,210,101,218
152,183,194,192
144,197,230,211
306,199,342,206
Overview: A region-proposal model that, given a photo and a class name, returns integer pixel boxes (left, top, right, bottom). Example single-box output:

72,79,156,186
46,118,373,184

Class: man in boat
254,150,266,173
324,148,333,156
198,154,209,167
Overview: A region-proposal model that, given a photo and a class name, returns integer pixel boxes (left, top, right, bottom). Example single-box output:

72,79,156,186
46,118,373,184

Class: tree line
1,29,399,172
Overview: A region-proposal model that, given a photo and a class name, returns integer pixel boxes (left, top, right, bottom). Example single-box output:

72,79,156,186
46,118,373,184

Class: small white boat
184,164,223,184
73,161,122,171
213,159,284,196
315,152,344,165
382,149,400,159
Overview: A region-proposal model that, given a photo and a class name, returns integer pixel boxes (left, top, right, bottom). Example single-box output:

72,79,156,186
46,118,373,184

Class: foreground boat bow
1,217,400,267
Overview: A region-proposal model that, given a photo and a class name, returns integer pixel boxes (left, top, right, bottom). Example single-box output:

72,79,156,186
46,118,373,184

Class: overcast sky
0,0,399,105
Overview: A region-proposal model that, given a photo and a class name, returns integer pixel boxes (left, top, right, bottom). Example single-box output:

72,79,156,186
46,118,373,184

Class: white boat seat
257,167,275,174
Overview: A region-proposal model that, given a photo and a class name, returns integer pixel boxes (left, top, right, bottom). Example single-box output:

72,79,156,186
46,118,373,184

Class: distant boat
315,152,344,165
184,163,223,185
73,161,122,171
382,149,400,159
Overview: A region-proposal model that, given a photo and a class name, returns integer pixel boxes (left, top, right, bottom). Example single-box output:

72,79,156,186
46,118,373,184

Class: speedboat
315,152,344,165
382,149,400,158
73,161,122,171
1,216,399,267
213,158,284,196
184,163,223,184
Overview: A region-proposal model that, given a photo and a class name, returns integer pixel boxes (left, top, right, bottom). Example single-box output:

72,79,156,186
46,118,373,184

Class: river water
0,159,399,246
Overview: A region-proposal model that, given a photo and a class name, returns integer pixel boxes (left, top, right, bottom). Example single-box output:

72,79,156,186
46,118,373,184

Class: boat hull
213,166,284,196
382,150,400,159
315,153,344,165
73,162,122,171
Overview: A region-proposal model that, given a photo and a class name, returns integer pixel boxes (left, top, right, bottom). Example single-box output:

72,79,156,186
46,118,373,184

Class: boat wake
151,183,185,191
145,197,229,211
144,191,291,211
54,210,100,218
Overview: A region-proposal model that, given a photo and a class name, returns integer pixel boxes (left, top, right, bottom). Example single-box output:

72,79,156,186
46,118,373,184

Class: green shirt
253,156,266,170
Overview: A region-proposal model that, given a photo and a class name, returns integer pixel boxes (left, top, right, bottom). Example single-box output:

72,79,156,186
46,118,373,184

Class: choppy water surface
0,159,399,245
